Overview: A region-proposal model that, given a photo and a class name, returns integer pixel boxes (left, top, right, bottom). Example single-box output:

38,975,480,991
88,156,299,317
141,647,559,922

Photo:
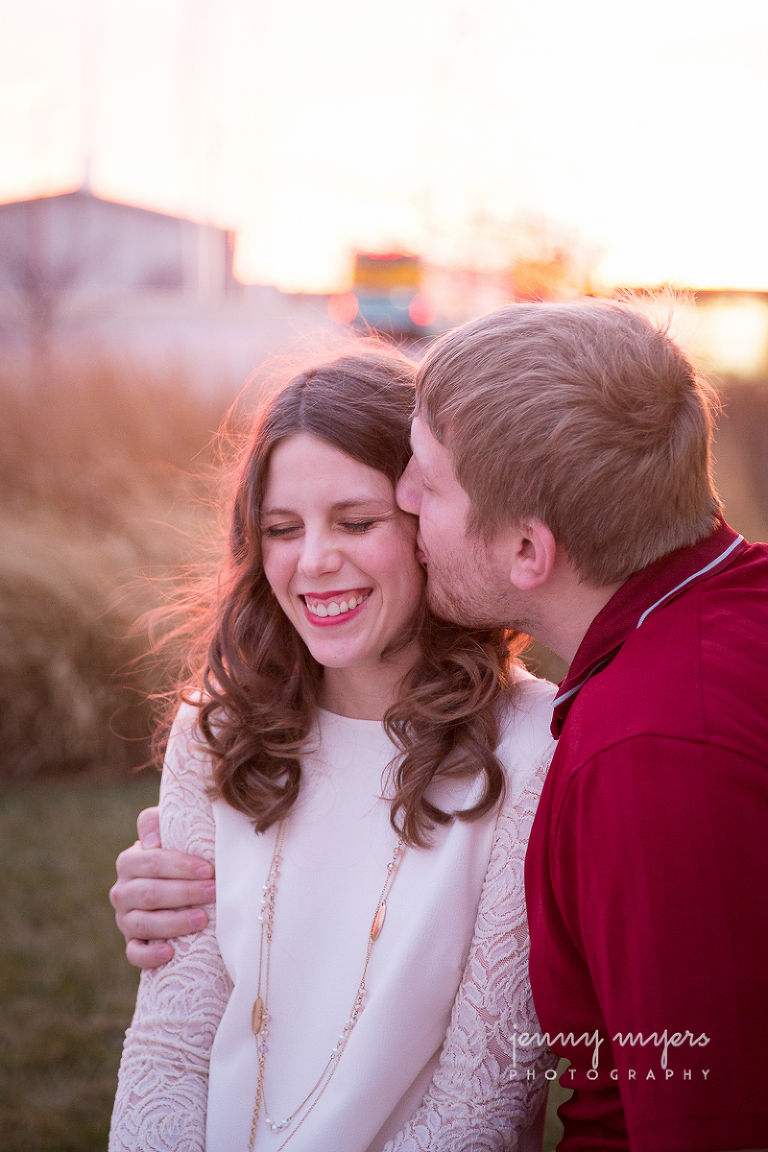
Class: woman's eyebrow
330,498,392,512
261,497,392,517
261,505,295,518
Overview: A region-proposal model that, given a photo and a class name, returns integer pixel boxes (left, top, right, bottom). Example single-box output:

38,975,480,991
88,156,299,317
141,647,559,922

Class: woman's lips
300,589,372,626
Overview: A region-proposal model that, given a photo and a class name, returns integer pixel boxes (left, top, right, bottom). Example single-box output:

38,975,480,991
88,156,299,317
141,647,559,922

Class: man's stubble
424,534,541,639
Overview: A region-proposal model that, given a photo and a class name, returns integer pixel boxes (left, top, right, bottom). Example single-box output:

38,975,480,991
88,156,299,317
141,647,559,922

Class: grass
0,776,159,1152
543,1061,573,1150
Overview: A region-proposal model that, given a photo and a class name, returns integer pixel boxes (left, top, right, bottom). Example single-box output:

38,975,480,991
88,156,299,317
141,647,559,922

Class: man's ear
507,519,557,591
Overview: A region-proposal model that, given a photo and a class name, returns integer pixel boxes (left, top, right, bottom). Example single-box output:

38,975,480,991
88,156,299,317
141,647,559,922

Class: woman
110,347,556,1151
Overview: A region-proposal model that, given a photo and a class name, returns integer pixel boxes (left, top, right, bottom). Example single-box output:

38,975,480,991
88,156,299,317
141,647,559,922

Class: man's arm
110,806,216,968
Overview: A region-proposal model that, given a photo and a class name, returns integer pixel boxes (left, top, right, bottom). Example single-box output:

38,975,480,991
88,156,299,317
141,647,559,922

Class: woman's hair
173,344,525,848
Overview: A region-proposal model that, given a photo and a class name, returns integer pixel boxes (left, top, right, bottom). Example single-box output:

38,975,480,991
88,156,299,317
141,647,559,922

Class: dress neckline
316,705,387,728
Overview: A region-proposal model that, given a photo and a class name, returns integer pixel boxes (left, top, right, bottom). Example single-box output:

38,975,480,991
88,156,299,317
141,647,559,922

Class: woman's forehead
263,434,396,506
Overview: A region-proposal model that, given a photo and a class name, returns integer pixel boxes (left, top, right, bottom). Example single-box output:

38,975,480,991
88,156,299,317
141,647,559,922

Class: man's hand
110,806,216,969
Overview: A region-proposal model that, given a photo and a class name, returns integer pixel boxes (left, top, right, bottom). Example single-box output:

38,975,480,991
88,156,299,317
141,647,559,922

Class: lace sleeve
383,751,557,1152
109,706,233,1152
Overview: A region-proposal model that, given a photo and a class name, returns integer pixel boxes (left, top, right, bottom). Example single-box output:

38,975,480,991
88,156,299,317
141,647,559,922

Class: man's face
396,415,520,630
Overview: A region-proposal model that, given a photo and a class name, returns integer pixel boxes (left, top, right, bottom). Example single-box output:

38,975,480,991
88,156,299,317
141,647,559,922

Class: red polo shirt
525,519,768,1151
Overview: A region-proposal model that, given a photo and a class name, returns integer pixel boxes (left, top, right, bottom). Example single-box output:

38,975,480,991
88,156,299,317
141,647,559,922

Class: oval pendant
252,995,264,1036
371,900,386,941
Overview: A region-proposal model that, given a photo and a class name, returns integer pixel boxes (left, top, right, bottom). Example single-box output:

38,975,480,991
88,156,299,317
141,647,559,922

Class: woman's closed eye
263,518,380,539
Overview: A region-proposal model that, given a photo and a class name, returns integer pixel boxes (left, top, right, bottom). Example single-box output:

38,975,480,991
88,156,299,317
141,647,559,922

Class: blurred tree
0,195,96,365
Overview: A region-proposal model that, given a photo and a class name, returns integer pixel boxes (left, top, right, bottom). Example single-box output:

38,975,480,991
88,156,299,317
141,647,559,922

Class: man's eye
342,520,376,534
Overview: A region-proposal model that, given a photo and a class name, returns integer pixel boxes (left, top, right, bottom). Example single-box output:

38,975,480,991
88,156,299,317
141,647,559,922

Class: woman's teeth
304,593,369,618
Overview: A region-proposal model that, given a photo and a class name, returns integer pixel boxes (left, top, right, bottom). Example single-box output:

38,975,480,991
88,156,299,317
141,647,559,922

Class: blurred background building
0,186,236,302
0,185,335,384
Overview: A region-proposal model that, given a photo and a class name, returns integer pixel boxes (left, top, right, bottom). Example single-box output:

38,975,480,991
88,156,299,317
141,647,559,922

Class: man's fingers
115,843,214,883
111,876,216,916
116,906,210,943
125,938,176,970
136,806,161,848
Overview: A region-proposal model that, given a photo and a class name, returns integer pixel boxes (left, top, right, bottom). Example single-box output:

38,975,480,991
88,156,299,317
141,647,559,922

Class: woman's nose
297,530,342,577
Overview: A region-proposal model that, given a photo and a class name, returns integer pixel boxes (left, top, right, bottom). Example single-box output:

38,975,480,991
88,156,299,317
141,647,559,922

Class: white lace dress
110,673,557,1151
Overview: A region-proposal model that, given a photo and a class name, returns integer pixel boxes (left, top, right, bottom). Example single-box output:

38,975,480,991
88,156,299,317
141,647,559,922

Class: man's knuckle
117,847,145,882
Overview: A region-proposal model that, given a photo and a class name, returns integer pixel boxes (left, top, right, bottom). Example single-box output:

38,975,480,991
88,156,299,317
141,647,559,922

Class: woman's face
261,434,425,679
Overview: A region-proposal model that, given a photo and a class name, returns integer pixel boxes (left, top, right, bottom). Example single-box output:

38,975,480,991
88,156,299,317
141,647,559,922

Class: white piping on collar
635,535,744,629
553,533,744,712
552,681,583,711
552,656,613,711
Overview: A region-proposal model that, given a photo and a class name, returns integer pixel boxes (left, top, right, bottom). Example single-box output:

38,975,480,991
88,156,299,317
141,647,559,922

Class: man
112,301,768,1149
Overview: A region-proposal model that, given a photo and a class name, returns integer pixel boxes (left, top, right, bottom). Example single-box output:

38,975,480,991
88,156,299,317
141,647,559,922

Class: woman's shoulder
163,697,214,779
501,667,558,727
158,699,218,854
495,669,558,796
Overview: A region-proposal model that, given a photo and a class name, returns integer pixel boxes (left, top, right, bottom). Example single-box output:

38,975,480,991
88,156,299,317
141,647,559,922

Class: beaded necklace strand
248,819,407,1150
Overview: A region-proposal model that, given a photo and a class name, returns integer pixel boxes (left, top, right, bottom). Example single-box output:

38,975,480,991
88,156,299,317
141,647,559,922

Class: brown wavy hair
182,346,526,848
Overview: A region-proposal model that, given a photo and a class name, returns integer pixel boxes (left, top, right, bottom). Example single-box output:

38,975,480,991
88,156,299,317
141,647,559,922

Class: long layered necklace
248,818,407,1151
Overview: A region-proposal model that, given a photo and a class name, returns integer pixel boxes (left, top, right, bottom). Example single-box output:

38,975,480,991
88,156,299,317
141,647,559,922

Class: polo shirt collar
550,518,746,738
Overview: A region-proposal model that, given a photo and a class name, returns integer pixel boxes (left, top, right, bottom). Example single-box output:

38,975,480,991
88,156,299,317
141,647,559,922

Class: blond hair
417,300,722,585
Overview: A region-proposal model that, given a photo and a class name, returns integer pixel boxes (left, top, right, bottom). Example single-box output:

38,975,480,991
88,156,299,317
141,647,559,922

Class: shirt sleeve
383,748,558,1152
109,705,233,1152
554,734,768,1152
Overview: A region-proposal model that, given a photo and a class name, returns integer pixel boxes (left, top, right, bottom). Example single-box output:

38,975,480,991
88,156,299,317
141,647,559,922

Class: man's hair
416,300,722,586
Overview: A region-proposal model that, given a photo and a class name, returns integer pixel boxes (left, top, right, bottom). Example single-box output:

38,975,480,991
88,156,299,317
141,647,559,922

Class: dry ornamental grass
0,357,232,781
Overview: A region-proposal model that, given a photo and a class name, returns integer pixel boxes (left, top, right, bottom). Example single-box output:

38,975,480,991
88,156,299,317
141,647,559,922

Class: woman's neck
318,643,420,721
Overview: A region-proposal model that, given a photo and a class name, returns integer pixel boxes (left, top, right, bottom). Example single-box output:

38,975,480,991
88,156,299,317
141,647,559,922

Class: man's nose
396,460,421,515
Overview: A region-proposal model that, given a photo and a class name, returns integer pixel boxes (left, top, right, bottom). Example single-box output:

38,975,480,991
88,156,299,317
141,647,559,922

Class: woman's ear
507,519,557,591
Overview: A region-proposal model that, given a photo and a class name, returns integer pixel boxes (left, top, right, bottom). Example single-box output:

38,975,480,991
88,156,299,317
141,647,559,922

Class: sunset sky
1,0,767,292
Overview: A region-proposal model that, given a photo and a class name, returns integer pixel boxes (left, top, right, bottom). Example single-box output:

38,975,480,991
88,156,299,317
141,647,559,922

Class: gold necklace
248,818,406,1151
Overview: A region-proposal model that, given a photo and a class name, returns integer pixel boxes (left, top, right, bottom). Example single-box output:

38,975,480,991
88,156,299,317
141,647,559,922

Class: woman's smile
301,588,372,623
